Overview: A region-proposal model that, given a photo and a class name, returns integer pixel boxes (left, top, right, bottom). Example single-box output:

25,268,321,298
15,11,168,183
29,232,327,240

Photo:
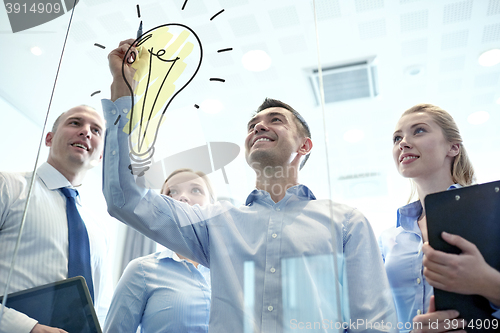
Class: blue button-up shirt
103,250,210,333
379,185,500,330
379,200,430,332
102,97,397,332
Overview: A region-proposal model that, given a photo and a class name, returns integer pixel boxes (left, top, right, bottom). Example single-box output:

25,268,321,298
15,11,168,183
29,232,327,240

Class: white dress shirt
0,162,112,333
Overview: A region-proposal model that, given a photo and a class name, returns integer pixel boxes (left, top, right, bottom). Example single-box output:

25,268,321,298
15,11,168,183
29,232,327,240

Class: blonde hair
401,104,475,202
161,168,216,204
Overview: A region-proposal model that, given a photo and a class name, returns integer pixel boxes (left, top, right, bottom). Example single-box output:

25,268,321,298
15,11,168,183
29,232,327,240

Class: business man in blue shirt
102,39,397,333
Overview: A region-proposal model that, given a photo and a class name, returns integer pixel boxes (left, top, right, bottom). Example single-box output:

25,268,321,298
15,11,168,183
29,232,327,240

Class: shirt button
417,309,421,315
275,207,280,211
122,108,129,114
417,278,421,284
270,267,276,273
111,110,116,115
268,306,273,312
112,151,116,155
272,233,277,239
418,249,421,255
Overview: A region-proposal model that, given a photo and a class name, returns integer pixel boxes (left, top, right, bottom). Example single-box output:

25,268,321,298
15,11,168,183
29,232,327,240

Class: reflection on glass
282,254,344,333
244,260,255,333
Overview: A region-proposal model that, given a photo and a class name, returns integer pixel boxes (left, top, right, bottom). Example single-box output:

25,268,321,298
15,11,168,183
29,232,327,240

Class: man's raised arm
101,39,211,267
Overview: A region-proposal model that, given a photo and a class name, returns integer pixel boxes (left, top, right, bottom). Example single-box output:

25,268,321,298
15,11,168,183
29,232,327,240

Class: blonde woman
379,104,500,332
104,169,215,333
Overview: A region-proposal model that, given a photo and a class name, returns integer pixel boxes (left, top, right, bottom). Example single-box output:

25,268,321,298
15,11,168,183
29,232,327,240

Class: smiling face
161,171,211,207
392,112,459,182
45,106,105,174
245,107,311,170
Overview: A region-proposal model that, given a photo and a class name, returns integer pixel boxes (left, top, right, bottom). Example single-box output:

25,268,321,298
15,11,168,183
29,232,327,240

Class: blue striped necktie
60,187,94,303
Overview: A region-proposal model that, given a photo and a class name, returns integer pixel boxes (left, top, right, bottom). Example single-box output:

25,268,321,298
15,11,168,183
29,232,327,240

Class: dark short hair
255,98,311,169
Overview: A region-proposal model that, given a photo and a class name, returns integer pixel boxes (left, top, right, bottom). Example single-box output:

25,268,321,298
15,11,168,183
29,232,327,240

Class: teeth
254,138,271,144
72,143,88,150
402,156,418,162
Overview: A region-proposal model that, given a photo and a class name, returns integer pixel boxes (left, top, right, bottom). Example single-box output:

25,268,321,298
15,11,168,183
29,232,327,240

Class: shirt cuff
101,96,134,209
0,307,38,333
101,96,132,128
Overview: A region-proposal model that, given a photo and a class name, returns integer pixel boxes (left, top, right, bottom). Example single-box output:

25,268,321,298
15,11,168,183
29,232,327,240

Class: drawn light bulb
122,24,203,176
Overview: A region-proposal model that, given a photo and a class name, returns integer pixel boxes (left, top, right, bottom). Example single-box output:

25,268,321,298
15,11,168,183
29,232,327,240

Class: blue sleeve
343,209,398,332
103,258,146,333
101,98,210,267
491,302,500,319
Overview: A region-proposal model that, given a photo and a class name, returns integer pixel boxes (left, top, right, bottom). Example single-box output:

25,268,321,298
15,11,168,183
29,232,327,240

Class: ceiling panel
1,0,499,232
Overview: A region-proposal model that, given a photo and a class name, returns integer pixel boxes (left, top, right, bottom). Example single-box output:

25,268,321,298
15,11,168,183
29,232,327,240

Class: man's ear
448,143,460,157
297,138,313,156
45,132,54,147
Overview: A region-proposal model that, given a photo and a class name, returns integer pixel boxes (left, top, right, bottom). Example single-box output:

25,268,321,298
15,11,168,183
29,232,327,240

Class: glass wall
1,0,499,332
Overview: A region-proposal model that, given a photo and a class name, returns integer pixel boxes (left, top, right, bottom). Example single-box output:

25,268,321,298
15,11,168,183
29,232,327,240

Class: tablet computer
425,180,500,328
0,276,102,333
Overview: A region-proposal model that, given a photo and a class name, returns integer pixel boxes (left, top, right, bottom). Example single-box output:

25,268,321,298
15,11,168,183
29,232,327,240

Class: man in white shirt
0,105,111,333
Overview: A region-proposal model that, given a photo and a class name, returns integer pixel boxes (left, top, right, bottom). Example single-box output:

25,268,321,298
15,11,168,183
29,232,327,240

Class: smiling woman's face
161,171,211,207
392,112,458,181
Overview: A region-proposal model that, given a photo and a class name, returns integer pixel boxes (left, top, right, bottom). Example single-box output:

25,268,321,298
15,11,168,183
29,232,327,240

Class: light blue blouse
379,200,431,332
377,184,500,332
103,250,210,333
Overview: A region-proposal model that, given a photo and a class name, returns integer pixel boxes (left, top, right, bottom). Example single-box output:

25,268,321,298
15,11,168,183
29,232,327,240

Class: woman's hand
422,232,500,306
411,296,466,333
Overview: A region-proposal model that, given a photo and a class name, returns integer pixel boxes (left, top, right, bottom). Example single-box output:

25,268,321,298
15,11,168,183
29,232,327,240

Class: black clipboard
425,180,500,330
0,276,102,333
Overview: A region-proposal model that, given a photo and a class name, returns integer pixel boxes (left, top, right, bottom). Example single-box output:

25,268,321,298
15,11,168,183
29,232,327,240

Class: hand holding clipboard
425,180,500,332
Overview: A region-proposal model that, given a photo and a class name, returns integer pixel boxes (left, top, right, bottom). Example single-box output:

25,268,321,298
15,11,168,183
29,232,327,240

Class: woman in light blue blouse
379,104,500,333
103,169,215,333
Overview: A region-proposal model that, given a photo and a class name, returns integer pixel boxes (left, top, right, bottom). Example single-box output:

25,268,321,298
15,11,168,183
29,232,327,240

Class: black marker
137,21,143,39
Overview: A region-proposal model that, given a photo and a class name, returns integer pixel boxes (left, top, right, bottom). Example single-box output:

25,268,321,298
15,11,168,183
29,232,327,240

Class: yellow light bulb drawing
122,24,203,176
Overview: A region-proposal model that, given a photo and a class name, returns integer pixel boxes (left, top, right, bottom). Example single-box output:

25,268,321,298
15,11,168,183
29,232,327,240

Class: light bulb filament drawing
122,24,203,176
136,46,179,153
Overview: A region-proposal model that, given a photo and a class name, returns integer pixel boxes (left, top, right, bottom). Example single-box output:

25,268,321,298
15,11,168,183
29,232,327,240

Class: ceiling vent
309,57,379,104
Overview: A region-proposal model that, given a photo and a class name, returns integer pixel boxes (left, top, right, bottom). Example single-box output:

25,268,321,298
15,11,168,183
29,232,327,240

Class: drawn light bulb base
122,23,203,176
135,142,240,189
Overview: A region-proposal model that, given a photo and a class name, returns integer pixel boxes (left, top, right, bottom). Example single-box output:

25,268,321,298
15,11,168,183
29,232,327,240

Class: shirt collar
37,162,73,190
37,162,82,204
159,250,192,264
397,200,423,230
245,184,316,206
158,248,174,260
397,184,461,230
168,251,207,272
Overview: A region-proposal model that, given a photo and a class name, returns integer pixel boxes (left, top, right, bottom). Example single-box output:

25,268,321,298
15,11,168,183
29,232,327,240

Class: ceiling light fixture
478,49,500,67
241,50,271,72
405,65,424,77
30,46,42,56
467,111,490,125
